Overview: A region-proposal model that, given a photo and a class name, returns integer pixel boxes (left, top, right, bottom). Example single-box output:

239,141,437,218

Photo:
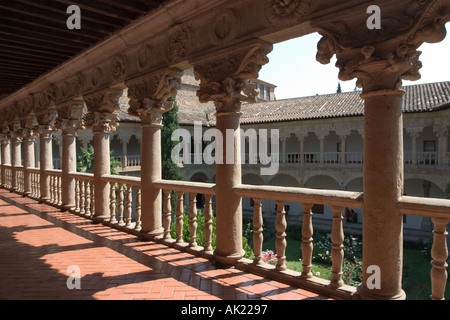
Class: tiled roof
239,81,450,125
117,81,450,125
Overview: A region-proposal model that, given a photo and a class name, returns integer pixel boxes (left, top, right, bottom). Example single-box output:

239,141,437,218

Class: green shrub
170,209,254,259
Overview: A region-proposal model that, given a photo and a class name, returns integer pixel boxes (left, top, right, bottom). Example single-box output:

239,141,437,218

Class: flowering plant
262,250,278,266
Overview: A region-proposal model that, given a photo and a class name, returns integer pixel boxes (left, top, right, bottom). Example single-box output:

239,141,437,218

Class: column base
213,249,245,268
353,284,406,300
139,227,164,240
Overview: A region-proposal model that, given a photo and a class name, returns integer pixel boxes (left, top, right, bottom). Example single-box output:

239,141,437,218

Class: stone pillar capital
193,41,272,113
127,68,182,126
84,88,123,134
315,0,450,94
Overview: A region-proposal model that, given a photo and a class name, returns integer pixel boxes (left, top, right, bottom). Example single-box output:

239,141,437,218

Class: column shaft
214,112,244,266
358,90,406,300
61,130,77,210
140,124,164,237
39,129,53,202
93,130,111,222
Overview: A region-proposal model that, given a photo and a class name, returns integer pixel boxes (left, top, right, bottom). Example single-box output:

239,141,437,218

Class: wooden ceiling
0,0,167,99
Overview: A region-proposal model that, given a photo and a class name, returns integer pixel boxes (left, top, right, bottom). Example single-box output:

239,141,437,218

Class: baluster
85,180,91,216
57,176,62,207
301,203,314,278
163,190,172,240
430,217,449,300
189,193,198,247
125,185,133,228
275,200,287,271
204,194,213,254
117,184,125,226
74,179,80,213
90,181,95,216
79,180,85,215
110,183,117,223
330,206,345,288
134,187,142,231
176,191,184,244
252,198,264,265
50,175,55,204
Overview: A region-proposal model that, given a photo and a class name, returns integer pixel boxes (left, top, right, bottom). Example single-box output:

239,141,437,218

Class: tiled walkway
0,189,332,301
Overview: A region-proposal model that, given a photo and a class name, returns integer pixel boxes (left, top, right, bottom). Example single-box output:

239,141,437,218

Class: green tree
77,145,122,175
161,97,184,182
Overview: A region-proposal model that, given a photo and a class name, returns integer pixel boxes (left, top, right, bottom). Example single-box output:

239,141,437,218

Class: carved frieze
166,24,191,64
265,0,313,26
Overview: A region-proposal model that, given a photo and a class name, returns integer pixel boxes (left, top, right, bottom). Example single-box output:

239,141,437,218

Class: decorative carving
111,55,126,80
126,69,182,125
194,43,272,113
314,0,450,93
73,72,86,96
138,44,152,69
317,35,423,93
166,24,190,63
265,0,313,26
84,111,119,134
213,9,240,43
56,99,86,133
84,88,124,133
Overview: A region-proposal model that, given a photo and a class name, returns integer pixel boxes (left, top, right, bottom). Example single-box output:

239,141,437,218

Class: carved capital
126,69,182,126
315,0,450,93
84,87,124,114
193,42,272,113
84,88,123,133
85,111,120,134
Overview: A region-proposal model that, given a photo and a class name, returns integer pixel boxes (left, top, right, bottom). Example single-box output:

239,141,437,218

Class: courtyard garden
170,210,449,300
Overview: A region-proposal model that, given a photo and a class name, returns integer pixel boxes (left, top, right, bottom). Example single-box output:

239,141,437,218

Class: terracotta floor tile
0,189,333,301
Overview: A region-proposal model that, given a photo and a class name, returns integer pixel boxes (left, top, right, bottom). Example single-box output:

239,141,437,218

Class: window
266,86,271,100
423,140,436,152
260,84,265,99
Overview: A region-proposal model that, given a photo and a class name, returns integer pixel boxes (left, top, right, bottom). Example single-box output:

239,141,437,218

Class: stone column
316,35,424,300
435,127,449,167
21,115,38,196
36,110,57,203
410,131,420,166
85,88,123,223
317,132,326,165
126,69,182,238
11,121,23,192
194,41,272,266
337,131,350,165
281,137,287,164
57,99,85,211
1,127,12,188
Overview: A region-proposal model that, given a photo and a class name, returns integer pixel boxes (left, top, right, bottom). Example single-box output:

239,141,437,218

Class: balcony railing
1,166,448,300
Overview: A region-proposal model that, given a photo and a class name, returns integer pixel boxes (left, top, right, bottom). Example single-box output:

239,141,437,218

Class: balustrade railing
46,169,62,207
234,184,362,296
1,166,448,300
68,172,95,217
153,180,216,254
102,174,142,232
28,168,41,200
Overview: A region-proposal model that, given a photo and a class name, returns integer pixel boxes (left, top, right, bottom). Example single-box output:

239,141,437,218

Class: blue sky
258,24,450,100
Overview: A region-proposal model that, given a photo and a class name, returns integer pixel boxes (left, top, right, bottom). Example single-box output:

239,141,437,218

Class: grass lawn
261,235,449,300
262,234,333,280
